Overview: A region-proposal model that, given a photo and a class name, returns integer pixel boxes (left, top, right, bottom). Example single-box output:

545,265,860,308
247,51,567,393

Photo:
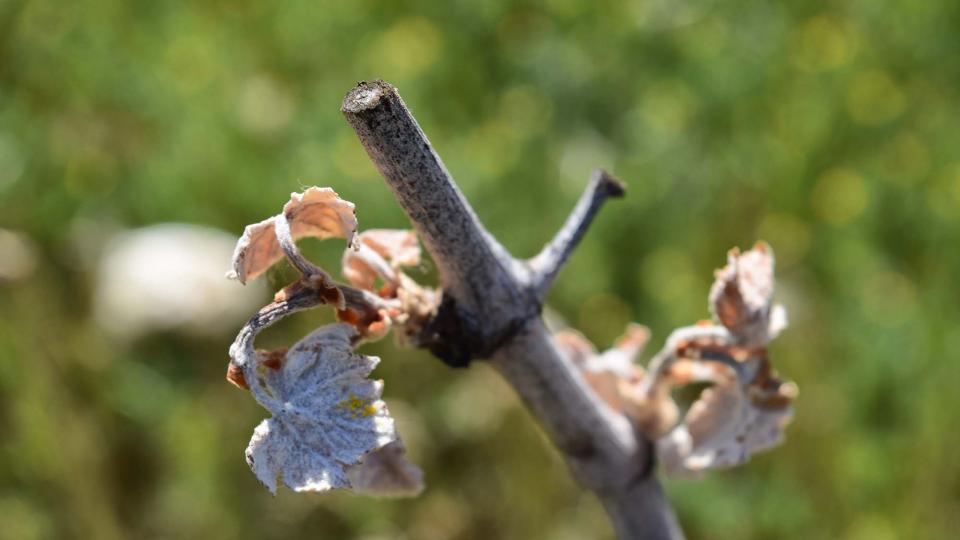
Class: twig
527,169,626,302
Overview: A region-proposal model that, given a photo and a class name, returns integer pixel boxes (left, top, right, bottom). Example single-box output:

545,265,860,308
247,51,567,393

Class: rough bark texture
342,80,684,540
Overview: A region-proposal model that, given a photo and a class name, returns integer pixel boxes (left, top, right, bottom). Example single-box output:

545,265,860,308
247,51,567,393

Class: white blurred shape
0,228,37,281
94,224,267,339
235,74,295,136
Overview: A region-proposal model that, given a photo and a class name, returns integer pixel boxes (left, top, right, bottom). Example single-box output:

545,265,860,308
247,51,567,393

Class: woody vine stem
341,81,683,540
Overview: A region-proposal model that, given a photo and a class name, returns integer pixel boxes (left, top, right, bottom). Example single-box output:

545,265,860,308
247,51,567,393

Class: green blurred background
2,0,959,538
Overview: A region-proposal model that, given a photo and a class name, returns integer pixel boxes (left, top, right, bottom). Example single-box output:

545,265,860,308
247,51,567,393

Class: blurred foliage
2,0,960,538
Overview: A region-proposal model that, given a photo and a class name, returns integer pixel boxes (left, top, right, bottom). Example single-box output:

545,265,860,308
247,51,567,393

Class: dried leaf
228,216,280,284
342,229,421,291
243,323,397,493
283,187,358,248
708,242,779,346
340,229,437,346
390,273,439,346
629,242,799,475
347,440,424,498
358,229,421,268
651,331,797,477
556,324,647,377
767,304,788,341
554,329,598,366
657,365,795,477
554,329,621,409
229,187,357,284
554,324,676,435
343,244,395,292
621,382,679,439
598,323,650,378
226,362,248,389
662,357,736,387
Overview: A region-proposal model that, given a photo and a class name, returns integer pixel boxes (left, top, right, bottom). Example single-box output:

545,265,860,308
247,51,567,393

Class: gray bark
342,80,684,540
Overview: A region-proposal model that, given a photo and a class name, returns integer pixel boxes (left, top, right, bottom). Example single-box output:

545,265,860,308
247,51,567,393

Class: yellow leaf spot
337,394,379,418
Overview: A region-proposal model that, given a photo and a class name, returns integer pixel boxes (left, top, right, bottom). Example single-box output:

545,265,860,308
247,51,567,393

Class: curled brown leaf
340,229,437,347
342,229,420,291
708,242,780,347
555,324,677,437
228,187,357,284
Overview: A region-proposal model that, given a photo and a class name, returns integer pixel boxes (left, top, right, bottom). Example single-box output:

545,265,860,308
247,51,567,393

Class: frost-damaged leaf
600,323,650,377
357,229,420,268
556,241,797,460
554,328,624,409
709,242,785,346
657,361,796,477
242,323,397,493
226,362,248,389
340,229,438,347
284,187,358,247
229,187,358,283
643,242,796,477
555,324,677,437
342,229,421,292
347,440,424,498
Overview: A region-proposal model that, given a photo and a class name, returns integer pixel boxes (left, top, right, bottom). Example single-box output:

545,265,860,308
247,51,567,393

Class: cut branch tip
342,80,395,114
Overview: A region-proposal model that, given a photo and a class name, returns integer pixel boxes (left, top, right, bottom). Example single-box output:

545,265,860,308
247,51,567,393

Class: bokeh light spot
235,74,296,137
858,270,917,328
163,35,218,94
881,131,931,186
811,167,869,225
847,70,906,126
640,80,698,140
791,14,859,71
365,17,443,80
925,164,960,220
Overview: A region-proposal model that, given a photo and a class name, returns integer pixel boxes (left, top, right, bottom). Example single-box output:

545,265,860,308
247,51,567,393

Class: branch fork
342,81,683,539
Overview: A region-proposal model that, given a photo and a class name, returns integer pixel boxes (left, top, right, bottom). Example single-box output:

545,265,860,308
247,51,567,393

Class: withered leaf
554,324,678,436
342,229,421,291
340,229,437,346
657,366,795,477
347,440,425,498
229,187,358,284
708,242,782,346
243,323,397,493
357,229,420,268
554,328,623,409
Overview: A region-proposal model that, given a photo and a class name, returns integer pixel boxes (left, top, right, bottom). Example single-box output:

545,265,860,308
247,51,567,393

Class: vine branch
341,80,683,540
